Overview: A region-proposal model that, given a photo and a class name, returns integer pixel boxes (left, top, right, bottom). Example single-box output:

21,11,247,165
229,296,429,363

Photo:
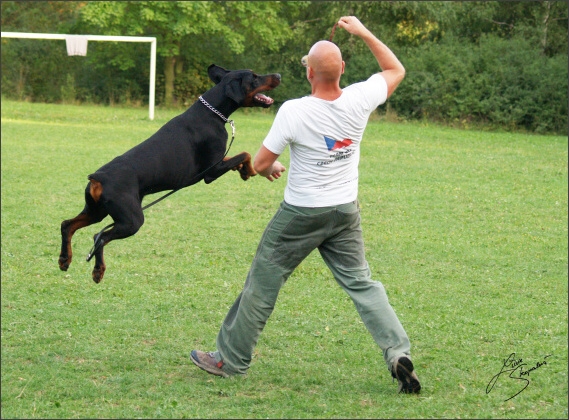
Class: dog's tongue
255,93,274,105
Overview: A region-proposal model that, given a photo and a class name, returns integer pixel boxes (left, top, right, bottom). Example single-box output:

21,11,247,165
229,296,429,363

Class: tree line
1,1,567,134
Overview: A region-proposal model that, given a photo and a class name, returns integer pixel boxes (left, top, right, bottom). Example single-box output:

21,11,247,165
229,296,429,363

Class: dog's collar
198,95,236,141
199,96,230,123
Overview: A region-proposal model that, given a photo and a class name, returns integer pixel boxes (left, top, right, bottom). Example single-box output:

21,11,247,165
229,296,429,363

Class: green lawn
1,100,567,418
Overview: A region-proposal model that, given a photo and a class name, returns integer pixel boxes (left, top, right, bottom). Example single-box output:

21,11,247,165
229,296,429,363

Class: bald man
191,16,421,394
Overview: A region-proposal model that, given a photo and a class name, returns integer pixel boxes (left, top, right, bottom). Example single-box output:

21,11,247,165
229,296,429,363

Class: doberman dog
59,64,281,283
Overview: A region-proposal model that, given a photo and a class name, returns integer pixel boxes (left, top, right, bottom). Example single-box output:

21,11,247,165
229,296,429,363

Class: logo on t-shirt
324,135,353,151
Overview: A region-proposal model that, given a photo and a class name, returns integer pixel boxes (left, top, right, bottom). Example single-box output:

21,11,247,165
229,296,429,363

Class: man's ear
208,64,229,84
306,65,314,81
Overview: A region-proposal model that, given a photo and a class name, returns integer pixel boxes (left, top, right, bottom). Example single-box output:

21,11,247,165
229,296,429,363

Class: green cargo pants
214,200,411,375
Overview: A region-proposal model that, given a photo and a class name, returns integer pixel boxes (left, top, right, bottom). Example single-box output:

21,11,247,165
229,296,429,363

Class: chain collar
199,95,229,122
198,95,235,141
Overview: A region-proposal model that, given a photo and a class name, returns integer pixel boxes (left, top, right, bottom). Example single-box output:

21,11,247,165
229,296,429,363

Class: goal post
1,32,157,120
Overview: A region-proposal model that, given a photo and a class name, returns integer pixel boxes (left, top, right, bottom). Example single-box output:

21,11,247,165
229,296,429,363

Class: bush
391,34,568,134
1,38,72,102
0,38,149,106
2,32,566,133
60,73,76,104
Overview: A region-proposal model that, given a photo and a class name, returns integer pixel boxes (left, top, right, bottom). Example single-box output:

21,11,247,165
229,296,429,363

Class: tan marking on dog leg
89,180,103,203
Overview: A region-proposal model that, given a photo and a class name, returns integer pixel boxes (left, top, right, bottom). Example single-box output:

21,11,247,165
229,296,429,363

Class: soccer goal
1,32,157,120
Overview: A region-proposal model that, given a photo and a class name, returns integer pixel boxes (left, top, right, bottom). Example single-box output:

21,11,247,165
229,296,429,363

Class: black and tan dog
59,64,281,283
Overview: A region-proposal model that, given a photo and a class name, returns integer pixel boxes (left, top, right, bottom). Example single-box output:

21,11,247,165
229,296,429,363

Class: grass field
1,99,567,419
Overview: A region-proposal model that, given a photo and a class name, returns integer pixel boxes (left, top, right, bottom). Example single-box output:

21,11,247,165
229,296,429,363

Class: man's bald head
306,41,344,82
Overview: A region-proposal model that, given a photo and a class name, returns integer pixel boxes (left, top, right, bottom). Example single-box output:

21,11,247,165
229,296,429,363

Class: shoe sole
395,357,421,394
190,351,229,378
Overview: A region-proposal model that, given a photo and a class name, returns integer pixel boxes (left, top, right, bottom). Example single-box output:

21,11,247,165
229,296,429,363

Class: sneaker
190,350,229,378
391,356,421,394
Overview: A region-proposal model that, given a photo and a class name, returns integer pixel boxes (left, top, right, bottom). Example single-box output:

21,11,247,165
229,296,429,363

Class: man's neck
311,84,343,101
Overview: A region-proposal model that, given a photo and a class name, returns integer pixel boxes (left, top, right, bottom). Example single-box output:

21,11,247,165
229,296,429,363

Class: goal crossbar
1,32,157,120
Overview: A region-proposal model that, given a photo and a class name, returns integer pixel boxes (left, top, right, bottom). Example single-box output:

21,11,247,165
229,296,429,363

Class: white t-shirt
263,73,388,207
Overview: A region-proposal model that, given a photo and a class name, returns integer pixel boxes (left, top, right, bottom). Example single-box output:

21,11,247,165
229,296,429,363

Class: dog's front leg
204,152,257,183
226,152,257,180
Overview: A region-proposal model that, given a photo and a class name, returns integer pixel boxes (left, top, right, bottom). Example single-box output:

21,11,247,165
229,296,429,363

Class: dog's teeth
255,94,273,104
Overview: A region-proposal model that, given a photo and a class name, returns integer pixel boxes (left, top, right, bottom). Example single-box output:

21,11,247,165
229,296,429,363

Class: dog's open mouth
254,93,274,107
250,73,280,108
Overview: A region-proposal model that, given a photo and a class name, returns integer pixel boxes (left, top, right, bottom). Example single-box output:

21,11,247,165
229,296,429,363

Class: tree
1,1,84,33
2,1,566,133
1,1,86,101
79,1,293,106
450,1,567,56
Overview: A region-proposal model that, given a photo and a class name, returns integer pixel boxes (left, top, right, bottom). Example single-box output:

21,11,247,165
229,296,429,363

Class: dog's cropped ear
224,79,243,104
208,64,229,84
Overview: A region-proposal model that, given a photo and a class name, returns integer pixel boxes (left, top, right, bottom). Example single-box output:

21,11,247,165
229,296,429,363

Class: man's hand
254,145,286,182
337,16,371,38
263,161,286,182
337,15,405,98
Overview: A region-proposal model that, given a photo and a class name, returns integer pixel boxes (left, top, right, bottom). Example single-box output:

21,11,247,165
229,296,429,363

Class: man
191,16,421,394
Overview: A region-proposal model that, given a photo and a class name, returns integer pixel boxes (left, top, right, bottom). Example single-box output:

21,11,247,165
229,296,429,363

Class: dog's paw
58,255,71,271
239,169,257,181
238,164,257,181
92,266,105,283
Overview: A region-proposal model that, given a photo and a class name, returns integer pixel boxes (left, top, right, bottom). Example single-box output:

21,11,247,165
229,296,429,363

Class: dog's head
208,64,281,108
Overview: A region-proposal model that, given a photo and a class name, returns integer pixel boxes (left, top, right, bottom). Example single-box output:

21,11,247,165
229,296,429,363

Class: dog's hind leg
90,195,145,283
204,152,257,183
59,182,108,272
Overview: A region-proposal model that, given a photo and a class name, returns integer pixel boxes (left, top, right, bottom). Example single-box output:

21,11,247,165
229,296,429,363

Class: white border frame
1,32,157,120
